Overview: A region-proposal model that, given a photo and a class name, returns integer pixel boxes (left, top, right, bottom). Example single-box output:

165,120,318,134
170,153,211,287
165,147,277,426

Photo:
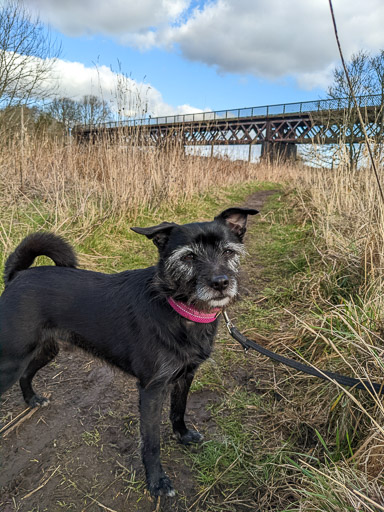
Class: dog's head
132,208,258,311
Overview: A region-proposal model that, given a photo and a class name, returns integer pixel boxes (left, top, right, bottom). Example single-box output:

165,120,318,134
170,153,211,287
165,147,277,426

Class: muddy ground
0,190,278,512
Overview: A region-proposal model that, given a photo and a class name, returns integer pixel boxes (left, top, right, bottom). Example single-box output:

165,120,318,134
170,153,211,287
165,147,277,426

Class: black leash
222,310,384,395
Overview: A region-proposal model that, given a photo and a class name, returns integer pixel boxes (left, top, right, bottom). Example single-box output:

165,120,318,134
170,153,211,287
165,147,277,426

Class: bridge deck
73,94,384,147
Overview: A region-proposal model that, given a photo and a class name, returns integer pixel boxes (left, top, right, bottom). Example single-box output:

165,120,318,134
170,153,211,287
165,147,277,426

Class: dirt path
0,189,278,512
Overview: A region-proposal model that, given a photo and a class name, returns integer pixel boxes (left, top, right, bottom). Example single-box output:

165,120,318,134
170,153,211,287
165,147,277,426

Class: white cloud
24,0,189,38
161,0,384,88
295,64,336,91
43,57,205,117
23,0,384,90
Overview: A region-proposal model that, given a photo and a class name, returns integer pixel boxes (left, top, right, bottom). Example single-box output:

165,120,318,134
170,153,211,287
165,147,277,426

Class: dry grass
196,151,384,510
1,129,384,509
0,133,260,218
0,132,263,261
260,159,384,510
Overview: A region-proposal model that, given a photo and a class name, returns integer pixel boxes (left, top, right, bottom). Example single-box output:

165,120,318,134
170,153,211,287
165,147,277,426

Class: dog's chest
177,319,217,363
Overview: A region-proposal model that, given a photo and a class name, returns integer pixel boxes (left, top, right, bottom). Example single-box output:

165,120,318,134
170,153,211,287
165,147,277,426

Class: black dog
0,207,257,496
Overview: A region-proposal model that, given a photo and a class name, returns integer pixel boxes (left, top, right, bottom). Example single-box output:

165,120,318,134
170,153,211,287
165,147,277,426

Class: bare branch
0,0,61,108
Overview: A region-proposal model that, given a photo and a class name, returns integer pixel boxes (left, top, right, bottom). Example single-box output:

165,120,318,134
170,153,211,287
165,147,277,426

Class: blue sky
56,31,325,112
21,0,384,117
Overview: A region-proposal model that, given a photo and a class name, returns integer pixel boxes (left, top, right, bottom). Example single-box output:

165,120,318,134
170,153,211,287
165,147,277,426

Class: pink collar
167,297,221,323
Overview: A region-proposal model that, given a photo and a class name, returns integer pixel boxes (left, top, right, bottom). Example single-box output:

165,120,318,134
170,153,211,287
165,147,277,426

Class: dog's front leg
170,370,203,445
138,383,175,497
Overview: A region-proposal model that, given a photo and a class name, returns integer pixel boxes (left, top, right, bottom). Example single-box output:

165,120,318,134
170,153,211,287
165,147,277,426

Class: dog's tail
4,232,78,285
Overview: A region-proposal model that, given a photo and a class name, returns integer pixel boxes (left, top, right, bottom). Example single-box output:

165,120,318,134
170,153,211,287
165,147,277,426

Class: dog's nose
211,275,229,291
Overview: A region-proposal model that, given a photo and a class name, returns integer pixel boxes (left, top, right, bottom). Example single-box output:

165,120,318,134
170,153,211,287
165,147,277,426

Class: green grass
182,189,314,510
181,188,384,511
81,428,101,447
0,181,269,289
3,180,383,511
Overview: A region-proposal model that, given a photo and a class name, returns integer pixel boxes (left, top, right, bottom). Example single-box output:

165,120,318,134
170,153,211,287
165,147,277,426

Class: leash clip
223,309,249,353
222,309,233,335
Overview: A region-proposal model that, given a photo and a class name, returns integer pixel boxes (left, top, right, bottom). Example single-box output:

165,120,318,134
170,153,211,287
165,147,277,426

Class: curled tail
4,232,78,285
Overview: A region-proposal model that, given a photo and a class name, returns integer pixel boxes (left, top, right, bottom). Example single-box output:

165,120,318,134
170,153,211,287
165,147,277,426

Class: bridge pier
261,141,297,163
248,143,255,163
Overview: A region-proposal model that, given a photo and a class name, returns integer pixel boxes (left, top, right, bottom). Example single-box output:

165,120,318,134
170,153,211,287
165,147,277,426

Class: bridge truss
74,94,384,160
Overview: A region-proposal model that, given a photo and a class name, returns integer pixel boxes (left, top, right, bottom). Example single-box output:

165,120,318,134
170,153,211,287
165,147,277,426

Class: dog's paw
148,475,175,497
27,395,50,408
178,429,203,445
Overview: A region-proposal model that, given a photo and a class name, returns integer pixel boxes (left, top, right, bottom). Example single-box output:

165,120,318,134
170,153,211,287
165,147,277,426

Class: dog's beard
155,272,239,311
195,280,238,309
159,241,243,311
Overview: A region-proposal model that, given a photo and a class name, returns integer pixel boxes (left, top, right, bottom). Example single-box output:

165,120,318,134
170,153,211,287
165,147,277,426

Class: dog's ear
131,222,178,250
215,208,258,240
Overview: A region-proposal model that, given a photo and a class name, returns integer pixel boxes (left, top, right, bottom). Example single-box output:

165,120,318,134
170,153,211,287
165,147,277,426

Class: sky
15,0,384,119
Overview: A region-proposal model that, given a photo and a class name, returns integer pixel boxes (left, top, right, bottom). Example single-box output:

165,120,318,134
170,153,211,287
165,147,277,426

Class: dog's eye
223,249,234,256
182,253,196,262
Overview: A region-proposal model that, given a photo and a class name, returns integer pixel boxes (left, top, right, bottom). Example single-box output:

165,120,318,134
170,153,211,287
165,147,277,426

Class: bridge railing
76,93,383,131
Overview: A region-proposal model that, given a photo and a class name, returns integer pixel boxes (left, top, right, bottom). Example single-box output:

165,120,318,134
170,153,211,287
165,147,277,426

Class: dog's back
0,234,215,395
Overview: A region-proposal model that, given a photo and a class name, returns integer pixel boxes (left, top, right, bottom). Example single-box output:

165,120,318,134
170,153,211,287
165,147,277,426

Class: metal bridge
74,93,384,160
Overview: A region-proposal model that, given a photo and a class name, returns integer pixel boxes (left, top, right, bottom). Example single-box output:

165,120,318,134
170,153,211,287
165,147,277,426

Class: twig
1,407,38,438
189,454,240,509
328,0,384,204
81,475,122,512
67,477,120,512
0,407,32,435
21,465,61,500
1,393,51,438
300,459,384,512
81,496,118,512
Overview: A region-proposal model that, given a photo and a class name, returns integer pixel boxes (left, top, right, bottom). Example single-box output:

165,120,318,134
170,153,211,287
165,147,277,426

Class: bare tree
325,50,384,168
46,95,112,134
47,97,82,133
0,0,60,109
301,50,384,168
328,50,375,99
369,50,384,100
369,50,384,162
79,95,112,126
